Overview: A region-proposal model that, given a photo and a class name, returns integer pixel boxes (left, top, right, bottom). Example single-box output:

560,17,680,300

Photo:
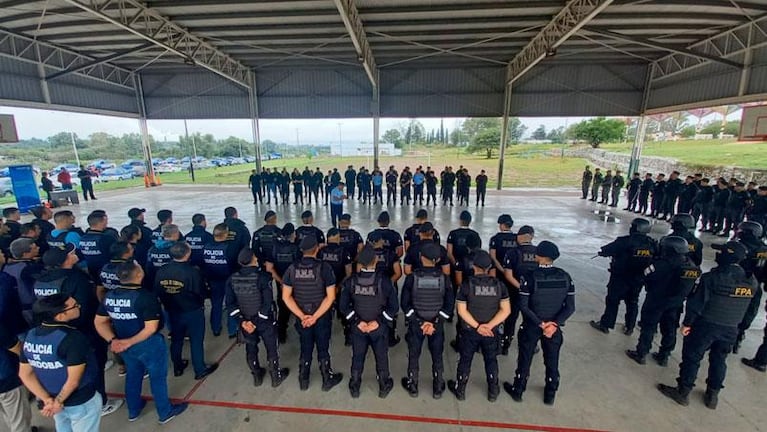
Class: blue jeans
330,204,343,228
209,278,238,336
122,334,172,420
53,392,101,432
170,308,207,375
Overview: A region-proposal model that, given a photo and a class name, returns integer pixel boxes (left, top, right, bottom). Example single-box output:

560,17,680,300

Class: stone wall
561,148,767,184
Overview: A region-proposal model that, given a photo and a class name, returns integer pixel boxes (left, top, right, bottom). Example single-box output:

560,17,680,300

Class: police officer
637,173,653,215
658,241,757,409
404,209,441,252
667,214,703,266
489,215,516,275
442,167,456,206
267,224,302,343
581,166,592,200
78,211,118,286
185,214,213,267
403,223,450,276
344,165,356,199
144,224,180,290
425,169,438,206
590,168,603,202
504,241,575,405
19,294,102,431
156,242,218,380
449,250,510,402
223,207,250,256
295,211,325,246
501,225,536,355
400,167,413,205
94,262,188,423
292,168,304,205
202,223,239,338
226,248,289,387
599,169,612,204
368,211,404,258
4,238,43,327
369,232,403,347
282,235,343,391
732,221,767,353
400,242,454,399
47,210,82,250
248,169,263,204
475,169,488,207
446,210,482,268
99,241,133,292
720,181,749,237
252,210,281,264
338,214,364,260
626,236,700,366
320,228,353,344
339,245,399,398
126,207,153,267
590,218,656,335
609,170,624,208
385,166,398,206
31,205,55,255
151,209,175,244
625,172,641,211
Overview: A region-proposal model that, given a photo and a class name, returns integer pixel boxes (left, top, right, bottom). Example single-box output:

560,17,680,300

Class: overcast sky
0,105,738,147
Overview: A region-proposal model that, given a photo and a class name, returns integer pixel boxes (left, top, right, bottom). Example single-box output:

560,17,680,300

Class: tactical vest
23,327,94,396
103,288,144,338
99,261,125,291
339,228,360,256
741,239,767,279
699,267,756,327
230,270,264,321
46,231,69,249
320,244,346,281
4,261,35,308
185,230,207,265
291,260,325,313
202,242,231,279
151,229,162,244
467,275,502,324
514,244,538,280
412,269,446,321
374,248,393,277
34,277,65,298
626,236,655,274
273,241,298,275
529,268,570,321
677,259,701,301
351,272,385,322
255,227,278,259
78,230,105,258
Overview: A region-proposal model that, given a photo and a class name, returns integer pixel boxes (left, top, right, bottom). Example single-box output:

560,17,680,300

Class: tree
507,117,527,144
546,126,565,143
261,139,279,154
461,118,501,143
571,117,626,148
381,129,403,148
467,127,501,159
402,119,426,147
449,128,467,147
531,124,547,140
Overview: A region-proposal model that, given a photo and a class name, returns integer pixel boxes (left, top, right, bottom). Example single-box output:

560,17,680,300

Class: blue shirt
372,173,383,186
331,188,345,205
413,173,425,186
51,228,81,248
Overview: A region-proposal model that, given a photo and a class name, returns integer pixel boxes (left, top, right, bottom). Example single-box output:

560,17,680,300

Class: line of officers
588,214,766,409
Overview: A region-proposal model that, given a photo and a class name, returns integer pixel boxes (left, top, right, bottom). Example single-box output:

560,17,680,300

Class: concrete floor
21,185,766,432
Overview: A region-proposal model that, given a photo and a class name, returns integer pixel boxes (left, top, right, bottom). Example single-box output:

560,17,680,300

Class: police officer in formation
266,223,301,343
295,211,325,246
505,241,574,405
143,224,179,289
590,218,656,336
403,223,450,276
400,242,454,399
339,245,399,398
732,221,767,353
581,166,593,200
369,231,403,347
226,248,289,387
201,223,238,338
251,210,281,264
667,214,703,266
404,209,440,251
186,213,213,267
446,211,481,269
501,225,536,354
78,211,118,284
338,213,364,259
319,228,353,344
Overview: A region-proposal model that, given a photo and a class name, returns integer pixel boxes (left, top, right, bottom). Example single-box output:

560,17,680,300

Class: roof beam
46,42,153,81
506,0,614,84
60,0,250,88
585,28,743,69
332,0,377,88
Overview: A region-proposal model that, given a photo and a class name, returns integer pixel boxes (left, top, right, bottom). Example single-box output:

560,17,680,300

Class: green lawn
599,139,767,168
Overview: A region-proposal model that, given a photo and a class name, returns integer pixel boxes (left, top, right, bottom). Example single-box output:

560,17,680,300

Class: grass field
599,139,767,168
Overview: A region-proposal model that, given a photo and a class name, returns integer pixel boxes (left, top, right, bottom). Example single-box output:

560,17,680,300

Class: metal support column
36,45,51,105
497,83,512,190
372,70,380,169
132,73,156,184
628,116,647,176
739,25,754,97
248,71,263,173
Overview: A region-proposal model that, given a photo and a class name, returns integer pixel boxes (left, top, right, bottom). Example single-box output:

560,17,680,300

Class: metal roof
1,0,766,118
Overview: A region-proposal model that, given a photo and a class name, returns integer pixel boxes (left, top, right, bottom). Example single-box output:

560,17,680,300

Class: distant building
332,142,402,157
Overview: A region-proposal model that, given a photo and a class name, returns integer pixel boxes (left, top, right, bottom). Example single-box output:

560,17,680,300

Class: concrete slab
21,185,766,432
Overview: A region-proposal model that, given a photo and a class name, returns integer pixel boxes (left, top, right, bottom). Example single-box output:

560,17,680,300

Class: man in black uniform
609,170,624,208
747,186,767,231
338,214,364,260
626,236,700,366
650,174,666,218
310,167,323,205
320,228,353,344
127,207,153,267
425,169,438,206
282,236,343,391
226,248,289,387
500,225,537,354
678,176,698,214
599,169,612,204
667,214,703,266
185,214,213,267
202,224,238,338
625,172,641,211
344,165,356,200
400,167,413,205
385,166,398,206
367,211,404,258
295,211,325,246
369,232,403,347
581,166,592,200
31,205,55,255
266,224,301,343
442,167,456,206
151,209,175,245
446,211,482,269
660,171,683,220
448,250,510,402
155,242,218,380
339,245,399,398
248,169,263,204
400,242,454,399
99,241,133,292
590,218,656,335
223,207,250,256
489,215,516,275
707,179,730,233
291,168,304,205
637,173,653,215
252,210,281,265
504,241,575,405
475,170,488,206
658,241,756,409
590,168,603,202
78,211,118,286
692,178,713,230
732,221,767,353
720,181,749,237
403,223,450,276
404,209,441,252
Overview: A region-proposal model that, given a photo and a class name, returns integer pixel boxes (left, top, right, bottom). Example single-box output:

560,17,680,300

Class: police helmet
630,218,651,235
660,236,688,256
737,221,763,239
669,214,695,231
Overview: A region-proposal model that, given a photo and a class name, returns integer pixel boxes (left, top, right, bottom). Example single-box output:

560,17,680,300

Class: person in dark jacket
677,176,698,214
625,172,642,212
609,170,624,207
599,170,612,204
581,166,593,200
637,173,653,215
202,224,238,338
31,206,55,256
77,165,97,201
659,171,683,220
223,207,250,256
185,214,213,267
590,168,603,202
126,207,153,267
692,178,714,230
706,179,731,233
720,181,749,237
650,174,666,218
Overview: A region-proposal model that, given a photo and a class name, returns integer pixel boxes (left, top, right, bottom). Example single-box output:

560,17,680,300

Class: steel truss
332,0,378,88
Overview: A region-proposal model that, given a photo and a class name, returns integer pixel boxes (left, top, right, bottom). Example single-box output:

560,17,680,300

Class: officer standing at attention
504,241,575,405
99,241,134,292
489,215,517,276
369,232,403,347
400,167,413,206
475,170,488,207
372,167,384,204
151,210,176,244
185,214,213,267
625,172,641,212
19,294,102,431
443,167,456,206
581,166,592,199
155,242,218,380
403,223,450,276
599,169,613,204
590,218,656,335
449,250,510,402
127,208,153,267
226,248,289,388
223,207,250,257
637,173,654,215
658,241,756,409
338,214,364,259
590,168,603,202
78,211,118,286
282,236,343,391
386,166,398,206
267,224,302,343
296,211,326,246
626,236,700,366
248,169,263,205
426,168,438,206
609,170,625,208
446,210,482,269
292,168,304,205
344,165,357,200
732,221,767,354
400,242,454,399
339,245,399,398
667,214,703,266
202,224,239,338
95,262,188,423
368,211,404,258
252,210,281,265
319,228,353,344
404,209,441,252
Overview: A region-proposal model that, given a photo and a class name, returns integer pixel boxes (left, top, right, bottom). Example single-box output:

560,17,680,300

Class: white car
154,164,181,174
100,168,134,181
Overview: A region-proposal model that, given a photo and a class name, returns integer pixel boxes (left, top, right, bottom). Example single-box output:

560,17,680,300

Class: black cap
368,231,383,243
416,209,428,219
282,223,295,236
300,235,318,251
301,210,313,219
420,242,441,261
418,222,434,233
518,225,535,236
377,211,390,223
472,250,492,269
42,244,76,267
264,210,276,221
340,213,351,221
327,228,340,238
536,241,560,260
356,244,377,266
497,214,513,227
128,207,145,219
459,210,472,222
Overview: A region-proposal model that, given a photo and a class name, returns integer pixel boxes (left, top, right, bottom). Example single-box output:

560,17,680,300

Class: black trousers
627,188,639,210
515,321,562,391
387,185,397,204
296,313,332,364
82,182,96,200
414,184,424,204
692,202,710,228
754,324,767,365
678,321,737,390
456,327,498,381
581,182,590,199
709,205,726,231
599,273,643,330
442,187,454,205
590,184,600,201
426,188,437,205
293,187,304,204
723,208,745,233
243,318,280,375
350,324,389,378
401,186,411,204
502,289,520,345
347,183,355,199
610,188,620,206
406,320,444,376
476,187,486,206
308,186,319,204
638,192,650,214
600,185,610,203
276,283,291,339
636,299,682,357
251,187,262,204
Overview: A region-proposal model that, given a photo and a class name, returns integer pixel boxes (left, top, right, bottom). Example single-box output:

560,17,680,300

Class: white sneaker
104,360,115,371
101,398,124,417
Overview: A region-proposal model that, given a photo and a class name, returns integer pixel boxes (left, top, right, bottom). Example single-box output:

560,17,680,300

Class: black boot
269,359,290,388
703,388,719,409
319,359,343,391
487,374,500,402
252,366,266,387
378,373,394,399
589,320,610,334
432,370,445,400
349,371,362,398
652,352,669,367
543,379,558,406
503,375,527,402
401,371,418,398
625,350,646,365
447,375,468,401
657,383,691,406
298,361,311,391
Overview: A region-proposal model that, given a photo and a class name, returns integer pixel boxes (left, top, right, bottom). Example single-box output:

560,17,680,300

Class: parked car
50,164,80,175
90,159,115,170
0,177,13,196
155,163,181,174
100,168,134,181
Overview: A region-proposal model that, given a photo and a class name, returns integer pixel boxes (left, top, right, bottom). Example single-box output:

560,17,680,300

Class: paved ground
20,185,766,432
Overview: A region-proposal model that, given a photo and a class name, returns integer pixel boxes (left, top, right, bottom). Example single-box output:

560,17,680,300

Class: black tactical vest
291,260,325,313
351,272,384,322
626,235,655,274
273,241,298,275
255,226,279,259
741,238,767,279
529,268,570,321
676,259,702,301
230,269,264,321
514,244,538,280
412,269,446,321
374,248,394,277
700,266,756,327
467,275,502,324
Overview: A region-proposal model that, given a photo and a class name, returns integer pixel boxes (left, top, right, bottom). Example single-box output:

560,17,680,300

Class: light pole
70,132,80,167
